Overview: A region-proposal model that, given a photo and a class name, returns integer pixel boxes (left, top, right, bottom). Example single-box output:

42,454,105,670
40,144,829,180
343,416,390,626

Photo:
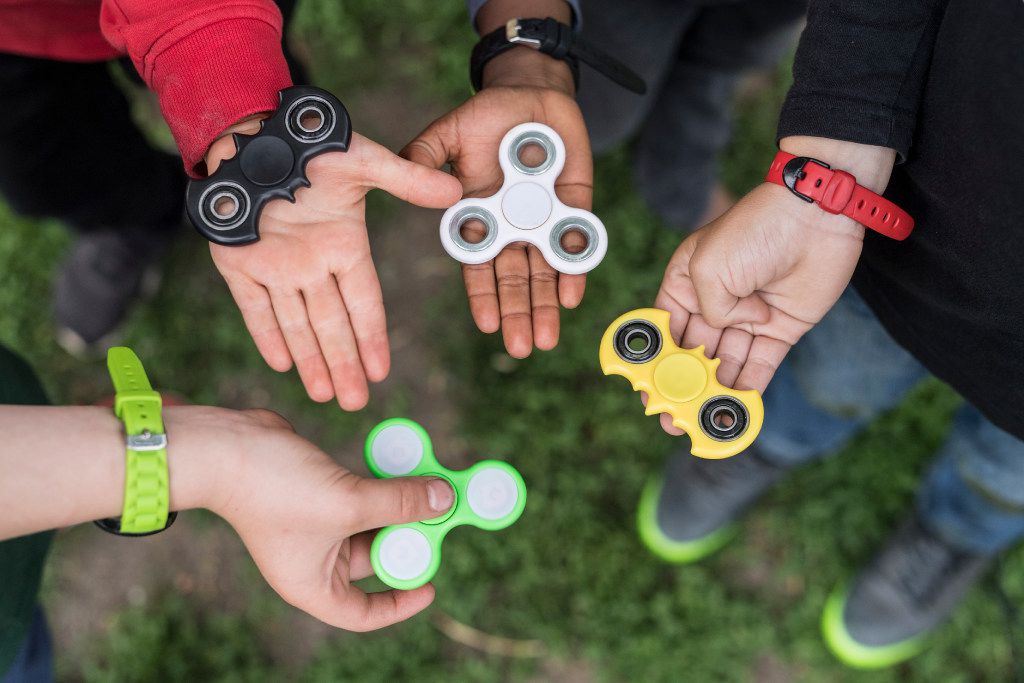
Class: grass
0,1,1020,681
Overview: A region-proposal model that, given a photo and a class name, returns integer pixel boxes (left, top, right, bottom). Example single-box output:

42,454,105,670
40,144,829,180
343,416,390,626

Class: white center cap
501,183,551,229
466,468,519,520
378,528,432,581
370,424,424,475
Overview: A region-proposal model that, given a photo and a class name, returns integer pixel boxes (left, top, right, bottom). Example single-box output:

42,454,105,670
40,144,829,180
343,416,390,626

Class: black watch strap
470,18,646,95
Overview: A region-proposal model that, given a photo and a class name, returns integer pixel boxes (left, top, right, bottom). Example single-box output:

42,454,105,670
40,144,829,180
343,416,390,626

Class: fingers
734,335,791,393
349,476,455,533
353,134,462,209
335,257,390,384
681,315,724,359
303,277,370,411
462,263,500,333
526,247,560,351
714,328,753,388
494,246,535,358
268,289,334,402
223,275,292,372
660,412,685,436
558,273,586,309
348,532,375,581
323,581,436,632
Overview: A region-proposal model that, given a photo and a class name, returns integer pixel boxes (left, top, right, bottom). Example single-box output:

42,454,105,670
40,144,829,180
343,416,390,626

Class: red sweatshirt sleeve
100,0,293,177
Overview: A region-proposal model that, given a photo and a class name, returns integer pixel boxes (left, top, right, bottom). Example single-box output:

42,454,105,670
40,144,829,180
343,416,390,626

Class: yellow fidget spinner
599,308,764,459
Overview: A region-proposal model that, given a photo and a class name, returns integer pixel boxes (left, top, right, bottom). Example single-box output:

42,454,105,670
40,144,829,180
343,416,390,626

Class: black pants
0,0,305,235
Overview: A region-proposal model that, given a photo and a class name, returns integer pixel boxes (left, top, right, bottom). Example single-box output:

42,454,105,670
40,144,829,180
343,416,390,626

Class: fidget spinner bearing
365,418,527,590
439,122,608,275
599,308,764,459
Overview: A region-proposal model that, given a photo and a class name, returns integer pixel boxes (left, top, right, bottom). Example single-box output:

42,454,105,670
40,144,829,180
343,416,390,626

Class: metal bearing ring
198,181,251,232
449,206,499,253
508,130,557,175
613,320,662,364
285,96,336,143
698,396,749,441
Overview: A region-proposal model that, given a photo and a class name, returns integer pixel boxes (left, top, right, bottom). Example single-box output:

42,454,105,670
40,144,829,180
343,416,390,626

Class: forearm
476,0,575,91
0,406,229,541
99,0,291,176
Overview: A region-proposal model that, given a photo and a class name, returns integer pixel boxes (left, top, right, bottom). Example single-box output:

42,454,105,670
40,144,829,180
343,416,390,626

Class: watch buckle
781,156,830,203
505,18,542,48
127,430,167,452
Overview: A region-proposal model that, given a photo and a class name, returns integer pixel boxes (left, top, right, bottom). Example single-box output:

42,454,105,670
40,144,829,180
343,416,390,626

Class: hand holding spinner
365,418,527,590
599,309,764,459
439,123,607,275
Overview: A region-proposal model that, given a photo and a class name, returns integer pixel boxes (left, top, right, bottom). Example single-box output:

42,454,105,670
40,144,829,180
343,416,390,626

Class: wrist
779,136,896,194
482,46,575,94
757,182,866,241
204,113,270,175
475,0,575,94
163,406,243,513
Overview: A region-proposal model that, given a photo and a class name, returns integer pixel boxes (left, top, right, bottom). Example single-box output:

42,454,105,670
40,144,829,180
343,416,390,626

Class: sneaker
53,224,177,357
637,446,785,563
822,515,993,669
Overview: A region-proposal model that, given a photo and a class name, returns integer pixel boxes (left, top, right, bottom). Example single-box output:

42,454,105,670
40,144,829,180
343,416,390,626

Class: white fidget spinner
439,123,608,275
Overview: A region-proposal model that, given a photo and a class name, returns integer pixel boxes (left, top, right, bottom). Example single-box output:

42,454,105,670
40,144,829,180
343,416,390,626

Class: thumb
349,475,455,533
399,118,452,172
351,133,462,209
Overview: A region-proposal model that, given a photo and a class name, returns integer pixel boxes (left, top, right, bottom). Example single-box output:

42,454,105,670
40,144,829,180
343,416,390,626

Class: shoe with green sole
821,515,993,669
636,447,785,564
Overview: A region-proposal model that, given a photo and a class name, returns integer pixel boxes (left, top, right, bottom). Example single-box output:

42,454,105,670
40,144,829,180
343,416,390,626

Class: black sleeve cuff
777,94,916,164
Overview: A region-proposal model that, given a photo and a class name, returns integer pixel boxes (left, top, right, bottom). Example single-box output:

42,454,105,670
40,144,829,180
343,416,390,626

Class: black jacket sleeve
777,0,948,161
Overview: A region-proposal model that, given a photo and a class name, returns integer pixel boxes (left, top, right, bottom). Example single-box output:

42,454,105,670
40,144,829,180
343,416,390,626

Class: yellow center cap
653,354,707,403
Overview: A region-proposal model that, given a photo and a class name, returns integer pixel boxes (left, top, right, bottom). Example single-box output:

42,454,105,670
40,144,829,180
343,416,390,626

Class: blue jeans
757,287,1024,555
2,607,52,683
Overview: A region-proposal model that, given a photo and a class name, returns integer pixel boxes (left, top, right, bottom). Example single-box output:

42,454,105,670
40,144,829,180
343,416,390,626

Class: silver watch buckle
505,18,541,48
127,429,167,452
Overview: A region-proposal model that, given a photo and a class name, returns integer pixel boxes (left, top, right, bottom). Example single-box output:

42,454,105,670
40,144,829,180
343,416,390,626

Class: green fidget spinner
365,418,527,590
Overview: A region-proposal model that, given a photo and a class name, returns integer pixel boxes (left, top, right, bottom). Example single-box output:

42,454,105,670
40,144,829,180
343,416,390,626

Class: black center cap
240,136,295,186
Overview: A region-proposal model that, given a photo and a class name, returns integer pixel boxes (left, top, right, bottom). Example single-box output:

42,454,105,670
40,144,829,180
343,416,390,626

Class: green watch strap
107,347,171,534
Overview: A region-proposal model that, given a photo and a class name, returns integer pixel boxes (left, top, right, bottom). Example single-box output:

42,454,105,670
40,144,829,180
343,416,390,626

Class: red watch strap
765,151,914,240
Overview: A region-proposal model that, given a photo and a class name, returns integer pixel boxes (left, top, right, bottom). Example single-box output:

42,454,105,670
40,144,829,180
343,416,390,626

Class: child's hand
181,407,455,631
205,122,463,410
401,48,592,358
649,137,896,435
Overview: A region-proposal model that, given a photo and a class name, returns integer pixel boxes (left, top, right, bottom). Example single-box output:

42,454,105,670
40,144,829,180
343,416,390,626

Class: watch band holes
814,178,822,187
857,199,865,210
882,212,890,222
870,206,878,216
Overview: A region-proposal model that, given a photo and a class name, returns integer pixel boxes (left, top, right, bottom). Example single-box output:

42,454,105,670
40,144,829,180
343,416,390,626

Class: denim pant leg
755,287,929,467
2,607,53,683
919,406,1024,554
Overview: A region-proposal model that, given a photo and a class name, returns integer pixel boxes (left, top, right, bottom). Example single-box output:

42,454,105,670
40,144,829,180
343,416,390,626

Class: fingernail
427,479,454,512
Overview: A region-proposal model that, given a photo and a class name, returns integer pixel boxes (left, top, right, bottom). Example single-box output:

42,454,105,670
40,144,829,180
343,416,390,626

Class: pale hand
649,137,896,435
201,408,455,631
206,122,462,409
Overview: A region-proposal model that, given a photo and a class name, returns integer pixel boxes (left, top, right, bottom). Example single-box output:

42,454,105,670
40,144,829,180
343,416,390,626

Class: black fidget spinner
185,86,352,246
